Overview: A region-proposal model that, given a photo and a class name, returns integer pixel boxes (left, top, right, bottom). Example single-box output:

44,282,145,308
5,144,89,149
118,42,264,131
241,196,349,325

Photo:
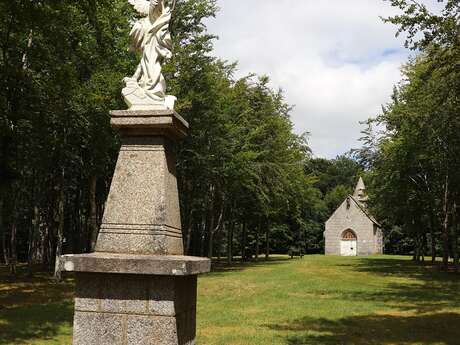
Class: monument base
61,254,210,345
61,109,210,344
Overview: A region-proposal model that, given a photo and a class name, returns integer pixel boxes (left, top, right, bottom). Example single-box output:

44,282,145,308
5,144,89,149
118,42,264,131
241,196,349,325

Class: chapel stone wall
325,198,380,256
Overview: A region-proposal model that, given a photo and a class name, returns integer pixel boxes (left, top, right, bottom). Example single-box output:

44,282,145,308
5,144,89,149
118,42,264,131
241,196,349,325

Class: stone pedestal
61,110,210,345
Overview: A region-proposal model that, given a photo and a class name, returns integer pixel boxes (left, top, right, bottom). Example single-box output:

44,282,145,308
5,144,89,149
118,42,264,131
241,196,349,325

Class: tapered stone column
61,110,210,345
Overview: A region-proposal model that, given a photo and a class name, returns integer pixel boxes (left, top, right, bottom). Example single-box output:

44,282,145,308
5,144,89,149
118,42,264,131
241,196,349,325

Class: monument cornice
110,109,189,140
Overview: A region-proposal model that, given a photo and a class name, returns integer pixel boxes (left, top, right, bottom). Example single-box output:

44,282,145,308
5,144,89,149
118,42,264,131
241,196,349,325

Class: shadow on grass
0,266,74,309
0,265,74,344
269,257,460,344
270,312,460,345
350,257,459,278
338,281,460,313
210,256,293,275
0,302,73,345
342,257,460,313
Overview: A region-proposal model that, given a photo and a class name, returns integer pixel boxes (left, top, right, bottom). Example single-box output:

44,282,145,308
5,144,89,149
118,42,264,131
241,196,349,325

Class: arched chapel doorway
340,229,357,256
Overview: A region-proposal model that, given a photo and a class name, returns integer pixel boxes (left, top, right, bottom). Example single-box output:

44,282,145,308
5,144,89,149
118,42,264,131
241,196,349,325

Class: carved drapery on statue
123,0,177,110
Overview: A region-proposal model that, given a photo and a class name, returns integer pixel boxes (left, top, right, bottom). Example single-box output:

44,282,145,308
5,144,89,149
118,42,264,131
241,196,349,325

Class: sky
204,1,439,158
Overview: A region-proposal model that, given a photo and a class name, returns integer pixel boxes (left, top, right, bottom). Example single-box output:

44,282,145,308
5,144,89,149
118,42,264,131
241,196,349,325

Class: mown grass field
1,255,460,345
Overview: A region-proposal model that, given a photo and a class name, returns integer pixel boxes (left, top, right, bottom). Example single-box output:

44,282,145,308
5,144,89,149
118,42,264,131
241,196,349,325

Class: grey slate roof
348,195,382,228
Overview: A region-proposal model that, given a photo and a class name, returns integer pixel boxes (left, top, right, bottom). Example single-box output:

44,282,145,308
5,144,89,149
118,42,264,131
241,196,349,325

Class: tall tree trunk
421,232,427,263
452,202,458,272
1,233,7,265
199,217,206,258
414,235,420,263
442,174,450,271
191,223,199,257
27,205,40,276
37,219,47,268
207,201,215,260
185,208,194,255
255,218,261,261
217,229,222,262
183,180,194,255
199,192,209,258
265,220,270,261
89,175,98,252
73,184,82,253
208,228,214,259
452,231,459,272
21,30,33,70
28,169,40,272
54,169,65,281
430,215,436,264
208,191,224,260
45,217,53,268
241,221,247,262
0,196,6,265
227,220,234,264
9,221,17,276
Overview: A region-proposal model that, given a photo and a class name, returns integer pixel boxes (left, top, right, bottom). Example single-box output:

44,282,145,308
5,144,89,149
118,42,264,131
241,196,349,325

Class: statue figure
123,0,177,110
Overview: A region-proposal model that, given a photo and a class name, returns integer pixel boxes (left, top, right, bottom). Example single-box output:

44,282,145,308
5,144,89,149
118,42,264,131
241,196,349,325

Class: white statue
124,0,177,110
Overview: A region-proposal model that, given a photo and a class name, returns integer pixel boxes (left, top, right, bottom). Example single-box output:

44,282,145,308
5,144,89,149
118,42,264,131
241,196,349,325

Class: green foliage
0,0,357,268
302,156,361,253
355,0,460,266
383,0,460,50
324,185,351,214
305,156,362,195
0,0,136,269
0,0,366,268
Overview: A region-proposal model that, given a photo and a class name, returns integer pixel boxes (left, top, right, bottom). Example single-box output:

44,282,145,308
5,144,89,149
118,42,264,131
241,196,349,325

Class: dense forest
1,0,459,276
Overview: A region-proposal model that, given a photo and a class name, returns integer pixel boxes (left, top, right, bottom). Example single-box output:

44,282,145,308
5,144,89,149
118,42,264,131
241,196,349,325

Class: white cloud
204,0,437,158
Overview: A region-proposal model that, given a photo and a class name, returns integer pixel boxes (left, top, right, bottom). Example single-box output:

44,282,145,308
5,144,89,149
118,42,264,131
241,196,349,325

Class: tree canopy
3,0,457,276
0,0,364,277
354,0,460,270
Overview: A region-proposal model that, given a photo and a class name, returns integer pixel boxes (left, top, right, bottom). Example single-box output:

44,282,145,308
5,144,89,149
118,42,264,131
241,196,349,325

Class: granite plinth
61,253,211,276
63,254,209,344
95,110,188,256
72,272,198,345
64,108,207,345
110,110,188,139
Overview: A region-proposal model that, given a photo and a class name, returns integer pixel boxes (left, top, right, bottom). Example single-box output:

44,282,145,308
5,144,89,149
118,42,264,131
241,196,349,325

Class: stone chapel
324,177,383,256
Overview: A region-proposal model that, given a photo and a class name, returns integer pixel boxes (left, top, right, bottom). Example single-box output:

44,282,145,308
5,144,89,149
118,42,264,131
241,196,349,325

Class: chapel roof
353,176,368,203
325,177,381,228
348,194,381,228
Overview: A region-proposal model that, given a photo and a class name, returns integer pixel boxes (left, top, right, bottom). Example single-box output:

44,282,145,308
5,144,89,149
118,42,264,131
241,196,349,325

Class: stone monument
60,1,210,344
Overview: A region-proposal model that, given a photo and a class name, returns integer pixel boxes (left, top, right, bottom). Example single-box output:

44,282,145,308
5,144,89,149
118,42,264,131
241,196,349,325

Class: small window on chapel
346,197,351,210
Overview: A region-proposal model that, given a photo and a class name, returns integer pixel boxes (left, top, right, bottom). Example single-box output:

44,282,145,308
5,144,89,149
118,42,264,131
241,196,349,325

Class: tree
354,0,460,269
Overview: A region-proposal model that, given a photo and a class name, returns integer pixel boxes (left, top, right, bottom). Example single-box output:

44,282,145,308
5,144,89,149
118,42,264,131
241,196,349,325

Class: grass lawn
1,255,460,344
